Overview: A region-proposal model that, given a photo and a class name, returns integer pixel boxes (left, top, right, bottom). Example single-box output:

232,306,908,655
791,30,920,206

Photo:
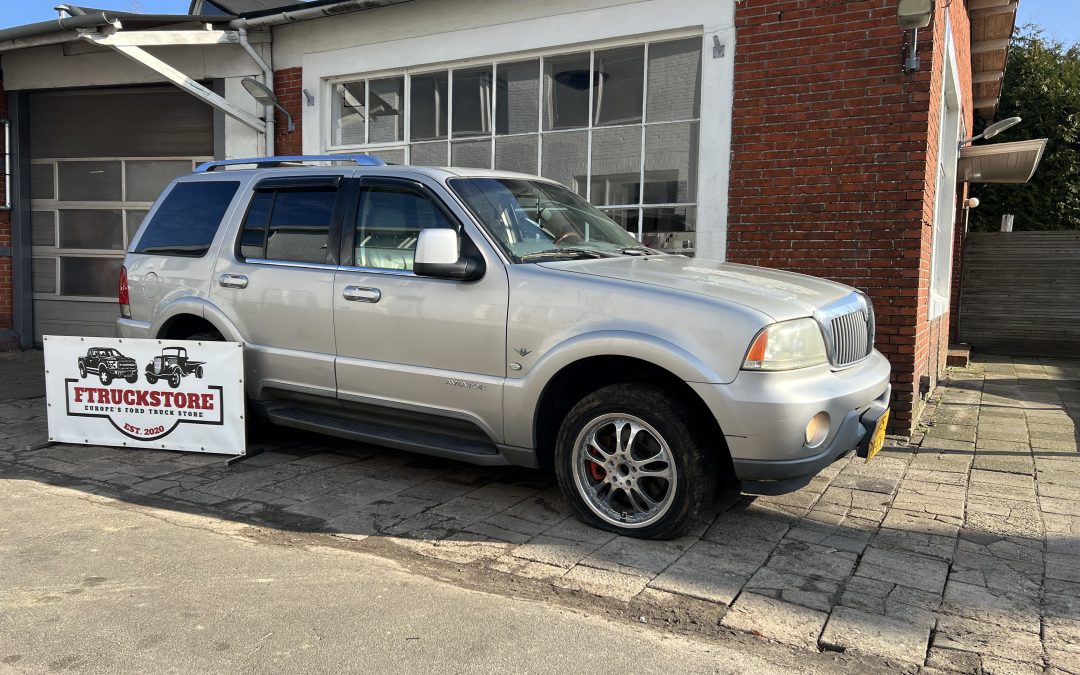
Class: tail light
119,265,131,318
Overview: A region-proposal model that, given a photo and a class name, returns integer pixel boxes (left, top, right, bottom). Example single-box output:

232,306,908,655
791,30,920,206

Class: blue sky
1,0,1078,45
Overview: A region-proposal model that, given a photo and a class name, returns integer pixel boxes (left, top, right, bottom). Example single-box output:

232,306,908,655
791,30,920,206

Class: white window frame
929,19,963,319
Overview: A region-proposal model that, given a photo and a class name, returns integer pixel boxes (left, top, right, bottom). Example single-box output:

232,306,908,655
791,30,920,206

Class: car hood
537,256,857,321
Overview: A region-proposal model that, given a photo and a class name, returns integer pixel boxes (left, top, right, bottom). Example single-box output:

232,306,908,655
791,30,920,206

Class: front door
332,175,509,441
210,174,346,399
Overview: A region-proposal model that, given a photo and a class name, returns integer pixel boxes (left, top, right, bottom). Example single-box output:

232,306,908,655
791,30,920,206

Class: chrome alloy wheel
571,413,678,529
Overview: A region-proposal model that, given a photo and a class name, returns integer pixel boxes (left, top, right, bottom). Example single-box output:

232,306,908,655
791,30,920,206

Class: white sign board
44,335,246,455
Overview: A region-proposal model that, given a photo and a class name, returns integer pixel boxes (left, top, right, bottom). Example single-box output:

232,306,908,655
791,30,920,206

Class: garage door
28,86,213,340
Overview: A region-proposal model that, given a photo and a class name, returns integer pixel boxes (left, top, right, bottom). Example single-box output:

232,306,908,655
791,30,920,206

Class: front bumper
690,350,892,489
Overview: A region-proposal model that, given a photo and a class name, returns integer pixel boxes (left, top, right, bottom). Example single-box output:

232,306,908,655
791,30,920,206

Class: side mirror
413,228,485,281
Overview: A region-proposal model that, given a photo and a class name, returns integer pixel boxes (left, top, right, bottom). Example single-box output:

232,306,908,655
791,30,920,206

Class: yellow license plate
866,408,891,460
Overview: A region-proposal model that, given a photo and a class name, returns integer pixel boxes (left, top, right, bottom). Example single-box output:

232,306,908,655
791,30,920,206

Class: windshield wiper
519,248,614,261
616,246,657,256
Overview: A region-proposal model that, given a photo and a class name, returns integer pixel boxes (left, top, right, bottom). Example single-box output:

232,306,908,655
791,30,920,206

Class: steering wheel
554,231,583,245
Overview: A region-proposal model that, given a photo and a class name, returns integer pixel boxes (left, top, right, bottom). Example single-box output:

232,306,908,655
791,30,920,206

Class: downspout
238,28,275,156
1,118,9,211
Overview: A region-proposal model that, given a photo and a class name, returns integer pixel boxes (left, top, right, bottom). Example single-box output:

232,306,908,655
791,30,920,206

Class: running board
264,405,508,466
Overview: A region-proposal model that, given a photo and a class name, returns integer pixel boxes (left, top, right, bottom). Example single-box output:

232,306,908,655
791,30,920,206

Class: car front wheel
554,383,717,540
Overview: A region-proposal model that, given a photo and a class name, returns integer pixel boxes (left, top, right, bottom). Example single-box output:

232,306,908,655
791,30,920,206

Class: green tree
970,26,1080,232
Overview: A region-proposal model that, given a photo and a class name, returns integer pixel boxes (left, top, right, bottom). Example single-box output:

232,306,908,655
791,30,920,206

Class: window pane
367,147,405,165
134,181,240,257
125,160,193,202
369,77,405,144
590,126,642,206
32,211,56,246
126,210,148,243
541,131,588,195
58,161,122,202
59,210,124,250
33,258,56,294
451,139,492,169
643,122,698,204
266,189,336,264
452,67,493,138
410,71,449,141
60,256,123,297
593,46,644,126
239,190,273,260
495,135,538,174
603,208,641,240
647,38,702,122
31,164,55,200
410,141,448,166
642,206,695,254
332,81,367,146
544,53,591,130
496,60,540,135
355,184,456,270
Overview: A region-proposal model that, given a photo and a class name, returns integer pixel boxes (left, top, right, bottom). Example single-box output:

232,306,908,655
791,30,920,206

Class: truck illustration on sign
144,347,205,388
78,347,140,385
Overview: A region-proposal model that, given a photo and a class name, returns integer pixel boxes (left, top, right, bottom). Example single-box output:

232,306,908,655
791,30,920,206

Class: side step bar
264,405,509,466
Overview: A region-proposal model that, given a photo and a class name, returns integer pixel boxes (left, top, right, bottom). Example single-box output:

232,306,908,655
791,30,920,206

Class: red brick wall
728,0,972,433
0,74,14,350
273,67,303,156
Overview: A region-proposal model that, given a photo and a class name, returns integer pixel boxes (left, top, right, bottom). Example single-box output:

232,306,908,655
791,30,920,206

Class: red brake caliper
588,461,605,481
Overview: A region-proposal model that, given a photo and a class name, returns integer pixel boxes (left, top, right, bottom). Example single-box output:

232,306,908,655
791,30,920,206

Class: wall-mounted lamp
959,116,1022,147
242,77,295,133
898,0,935,72
966,197,980,209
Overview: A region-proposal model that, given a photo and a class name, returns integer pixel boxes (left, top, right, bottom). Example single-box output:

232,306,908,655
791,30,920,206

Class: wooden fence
958,231,1080,357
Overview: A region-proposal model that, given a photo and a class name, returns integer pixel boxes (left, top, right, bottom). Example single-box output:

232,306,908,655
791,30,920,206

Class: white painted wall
276,0,736,259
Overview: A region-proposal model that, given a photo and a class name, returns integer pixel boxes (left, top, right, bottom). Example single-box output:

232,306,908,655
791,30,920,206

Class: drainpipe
238,28,275,156
228,0,414,29
1,118,10,212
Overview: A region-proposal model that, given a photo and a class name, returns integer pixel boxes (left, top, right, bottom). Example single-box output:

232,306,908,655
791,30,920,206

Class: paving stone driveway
2,350,1078,672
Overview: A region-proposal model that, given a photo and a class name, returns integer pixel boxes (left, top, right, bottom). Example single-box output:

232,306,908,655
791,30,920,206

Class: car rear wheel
554,383,717,540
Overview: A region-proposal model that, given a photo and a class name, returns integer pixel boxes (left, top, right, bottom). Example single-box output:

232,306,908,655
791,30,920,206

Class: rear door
332,174,509,441
209,174,349,400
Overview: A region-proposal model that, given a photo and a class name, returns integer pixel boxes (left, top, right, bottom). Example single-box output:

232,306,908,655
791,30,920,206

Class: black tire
99,371,113,386
195,365,204,379
554,383,718,540
79,363,87,378
168,370,182,389
125,374,139,384
187,331,224,342
145,372,157,385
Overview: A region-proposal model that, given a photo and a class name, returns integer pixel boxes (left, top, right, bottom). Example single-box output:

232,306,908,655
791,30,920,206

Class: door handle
218,274,248,289
343,286,381,303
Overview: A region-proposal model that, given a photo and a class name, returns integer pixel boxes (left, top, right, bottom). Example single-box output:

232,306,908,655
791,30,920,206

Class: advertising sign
44,336,246,455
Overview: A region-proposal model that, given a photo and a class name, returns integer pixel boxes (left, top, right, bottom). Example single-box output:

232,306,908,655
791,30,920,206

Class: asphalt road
0,477,883,674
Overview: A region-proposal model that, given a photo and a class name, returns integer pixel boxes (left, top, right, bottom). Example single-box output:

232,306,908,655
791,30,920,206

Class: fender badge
515,347,532,357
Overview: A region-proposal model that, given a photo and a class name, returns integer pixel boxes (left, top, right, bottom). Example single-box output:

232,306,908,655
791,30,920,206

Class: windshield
449,178,654,262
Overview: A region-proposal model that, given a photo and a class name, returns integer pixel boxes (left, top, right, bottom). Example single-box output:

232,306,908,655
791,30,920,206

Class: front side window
239,186,337,264
354,183,457,270
134,180,240,257
451,177,643,262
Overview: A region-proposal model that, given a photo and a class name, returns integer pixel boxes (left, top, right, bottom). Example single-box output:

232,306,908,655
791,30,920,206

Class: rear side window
133,181,240,257
239,186,338,264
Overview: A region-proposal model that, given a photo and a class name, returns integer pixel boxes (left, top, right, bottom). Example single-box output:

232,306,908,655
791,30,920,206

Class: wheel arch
153,298,241,342
531,353,733,477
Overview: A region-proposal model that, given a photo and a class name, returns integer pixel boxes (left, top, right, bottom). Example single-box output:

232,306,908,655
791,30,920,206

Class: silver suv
118,155,891,539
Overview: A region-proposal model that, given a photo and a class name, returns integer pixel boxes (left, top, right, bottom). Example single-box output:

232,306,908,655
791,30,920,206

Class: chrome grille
815,293,875,368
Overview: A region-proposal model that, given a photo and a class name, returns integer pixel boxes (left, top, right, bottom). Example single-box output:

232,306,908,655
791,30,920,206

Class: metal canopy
957,139,1047,184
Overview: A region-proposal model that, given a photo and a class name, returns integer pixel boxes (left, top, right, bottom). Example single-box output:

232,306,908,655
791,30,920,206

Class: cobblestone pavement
2,349,1078,672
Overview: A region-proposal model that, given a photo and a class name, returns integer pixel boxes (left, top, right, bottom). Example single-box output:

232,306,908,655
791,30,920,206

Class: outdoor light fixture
959,116,1023,147
241,77,295,133
897,0,935,73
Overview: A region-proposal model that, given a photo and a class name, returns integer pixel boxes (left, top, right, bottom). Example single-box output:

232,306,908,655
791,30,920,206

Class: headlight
742,318,828,371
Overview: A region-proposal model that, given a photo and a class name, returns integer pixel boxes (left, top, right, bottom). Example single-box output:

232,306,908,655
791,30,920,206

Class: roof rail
194,154,386,173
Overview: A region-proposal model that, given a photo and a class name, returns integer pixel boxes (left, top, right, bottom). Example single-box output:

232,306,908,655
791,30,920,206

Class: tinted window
238,187,337,264
355,184,456,270
134,181,239,257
